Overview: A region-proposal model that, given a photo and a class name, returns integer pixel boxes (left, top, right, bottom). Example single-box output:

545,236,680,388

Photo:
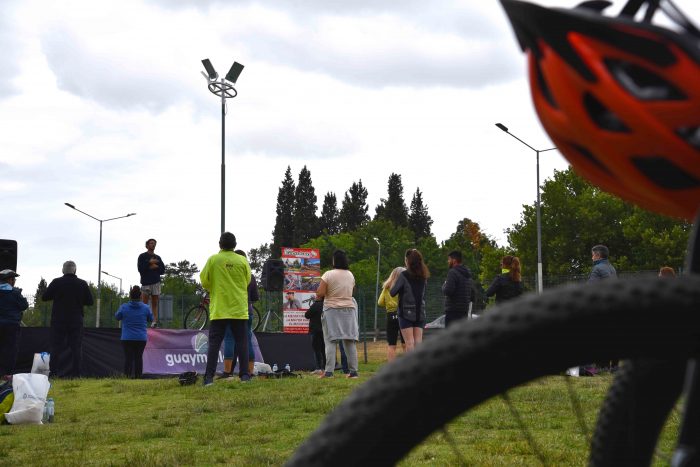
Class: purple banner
143,329,263,375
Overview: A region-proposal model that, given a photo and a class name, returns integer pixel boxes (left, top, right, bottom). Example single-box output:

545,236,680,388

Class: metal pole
373,241,381,341
97,220,103,328
221,78,226,234
536,150,543,294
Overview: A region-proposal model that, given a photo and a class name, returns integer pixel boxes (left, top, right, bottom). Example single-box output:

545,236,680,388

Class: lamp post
201,58,244,233
64,203,136,327
372,237,381,342
101,270,123,297
495,123,557,294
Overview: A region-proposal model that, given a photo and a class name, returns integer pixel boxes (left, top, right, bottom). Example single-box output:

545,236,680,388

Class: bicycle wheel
286,276,700,466
251,304,262,332
183,305,208,330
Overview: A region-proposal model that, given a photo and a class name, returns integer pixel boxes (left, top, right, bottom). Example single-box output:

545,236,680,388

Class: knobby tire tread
286,276,700,466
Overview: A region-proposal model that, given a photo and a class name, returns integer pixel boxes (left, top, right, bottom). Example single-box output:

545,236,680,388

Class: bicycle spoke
439,426,467,466
500,391,549,467
564,376,590,441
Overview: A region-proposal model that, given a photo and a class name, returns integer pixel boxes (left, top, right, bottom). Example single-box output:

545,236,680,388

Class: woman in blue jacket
116,286,153,378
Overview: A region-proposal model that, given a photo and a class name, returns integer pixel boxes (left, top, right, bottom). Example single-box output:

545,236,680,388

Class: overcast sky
3,0,699,298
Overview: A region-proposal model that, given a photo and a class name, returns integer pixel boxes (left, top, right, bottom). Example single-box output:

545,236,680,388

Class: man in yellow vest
200,232,251,386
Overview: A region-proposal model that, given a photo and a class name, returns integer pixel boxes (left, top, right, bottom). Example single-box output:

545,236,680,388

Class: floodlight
495,123,509,132
202,59,218,80
225,62,244,84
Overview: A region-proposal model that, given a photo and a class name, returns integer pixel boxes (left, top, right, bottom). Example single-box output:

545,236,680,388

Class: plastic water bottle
272,363,278,372
47,398,55,423
42,401,49,423
284,363,291,373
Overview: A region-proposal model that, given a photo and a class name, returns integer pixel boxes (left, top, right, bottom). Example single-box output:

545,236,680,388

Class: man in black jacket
442,251,473,328
42,261,94,378
0,269,29,381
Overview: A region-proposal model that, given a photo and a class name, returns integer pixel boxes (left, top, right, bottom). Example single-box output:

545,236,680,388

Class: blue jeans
338,341,349,373
223,310,255,361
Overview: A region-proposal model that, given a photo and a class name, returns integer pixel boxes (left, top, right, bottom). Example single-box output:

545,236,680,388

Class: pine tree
339,180,370,232
271,166,296,256
408,187,433,241
320,192,340,235
293,166,320,245
374,173,408,227
35,278,47,300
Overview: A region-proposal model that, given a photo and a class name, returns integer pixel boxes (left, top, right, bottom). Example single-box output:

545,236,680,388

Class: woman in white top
315,249,359,379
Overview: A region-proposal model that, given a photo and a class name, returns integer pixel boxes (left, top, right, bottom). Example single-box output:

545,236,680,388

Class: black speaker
262,259,285,292
0,240,17,272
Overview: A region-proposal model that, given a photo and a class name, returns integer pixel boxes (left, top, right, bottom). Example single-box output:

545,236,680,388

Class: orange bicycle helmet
501,0,700,220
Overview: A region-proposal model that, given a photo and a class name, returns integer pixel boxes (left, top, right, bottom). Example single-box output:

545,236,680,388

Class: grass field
0,342,680,466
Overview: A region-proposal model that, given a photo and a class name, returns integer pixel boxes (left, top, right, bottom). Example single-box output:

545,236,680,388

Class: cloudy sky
3,0,698,298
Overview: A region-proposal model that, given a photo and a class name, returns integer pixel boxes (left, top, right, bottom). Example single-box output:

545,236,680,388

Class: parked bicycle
183,291,262,332
288,1,700,465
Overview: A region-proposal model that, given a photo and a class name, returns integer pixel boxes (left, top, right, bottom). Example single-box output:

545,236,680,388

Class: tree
374,173,408,227
162,260,200,295
339,180,370,232
442,218,497,281
293,166,320,246
271,166,296,256
408,188,433,242
248,243,271,281
35,277,47,300
506,168,691,277
319,192,340,235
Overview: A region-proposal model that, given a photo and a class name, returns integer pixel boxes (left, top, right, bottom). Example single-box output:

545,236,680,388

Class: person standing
316,250,359,379
224,249,259,378
485,255,523,304
200,232,251,386
0,270,29,382
42,261,94,378
137,238,165,328
588,245,617,282
115,286,153,378
378,267,406,362
305,298,325,374
391,249,430,352
442,251,473,328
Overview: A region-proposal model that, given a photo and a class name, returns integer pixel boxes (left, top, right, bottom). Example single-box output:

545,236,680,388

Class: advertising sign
281,247,321,333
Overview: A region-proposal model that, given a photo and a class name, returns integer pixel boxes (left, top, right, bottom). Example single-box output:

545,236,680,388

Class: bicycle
183,292,263,332
287,1,700,465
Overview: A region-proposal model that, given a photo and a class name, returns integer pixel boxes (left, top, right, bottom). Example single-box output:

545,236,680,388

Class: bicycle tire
183,305,209,330
251,304,262,332
287,276,700,466
590,358,686,466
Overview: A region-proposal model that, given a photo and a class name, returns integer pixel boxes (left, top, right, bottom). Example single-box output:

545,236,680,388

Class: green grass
0,345,680,466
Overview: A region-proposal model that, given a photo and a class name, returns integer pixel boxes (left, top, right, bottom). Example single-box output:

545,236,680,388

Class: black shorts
386,312,404,346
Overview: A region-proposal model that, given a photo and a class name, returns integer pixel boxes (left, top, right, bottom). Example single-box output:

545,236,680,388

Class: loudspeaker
261,259,285,292
0,240,17,272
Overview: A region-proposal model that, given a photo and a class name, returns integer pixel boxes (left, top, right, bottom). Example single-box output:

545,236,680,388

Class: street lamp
201,58,244,233
495,123,557,294
101,270,123,297
64,203,136,327
372,237,381,342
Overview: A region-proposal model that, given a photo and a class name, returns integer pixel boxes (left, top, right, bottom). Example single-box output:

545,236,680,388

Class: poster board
281,247,320,333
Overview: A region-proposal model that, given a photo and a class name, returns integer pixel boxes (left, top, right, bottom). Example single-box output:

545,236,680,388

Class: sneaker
217,372,233,380
311,369,323,375
318,372,334,379
240,374,251,383
203,377,214,387
150,321,160,329
346,372,359,379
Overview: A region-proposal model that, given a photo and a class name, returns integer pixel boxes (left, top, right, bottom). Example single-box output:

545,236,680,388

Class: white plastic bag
566,366,580,377
5,373,50,425
253,362,271,376
31,352,51,376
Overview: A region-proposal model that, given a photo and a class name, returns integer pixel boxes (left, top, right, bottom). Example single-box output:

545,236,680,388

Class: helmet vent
570,143,612,174
605,59,686,101
534,59,558,108
631,156,700,190
676,127,700,151
584,93,630,132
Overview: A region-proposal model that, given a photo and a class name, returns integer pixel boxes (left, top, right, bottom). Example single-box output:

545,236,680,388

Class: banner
143,329,263,375
281,247,321,333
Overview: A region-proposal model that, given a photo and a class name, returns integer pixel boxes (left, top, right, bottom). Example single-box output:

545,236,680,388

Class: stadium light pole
372,237,381,342
101,270,123,297
201,58,244,233
494,123,557,294
64,203,136,327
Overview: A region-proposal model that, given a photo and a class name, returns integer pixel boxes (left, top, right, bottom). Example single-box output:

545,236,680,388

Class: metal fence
21,270,661,331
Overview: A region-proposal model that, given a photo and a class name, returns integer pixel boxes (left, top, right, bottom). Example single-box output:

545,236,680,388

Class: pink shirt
321,269,355,308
